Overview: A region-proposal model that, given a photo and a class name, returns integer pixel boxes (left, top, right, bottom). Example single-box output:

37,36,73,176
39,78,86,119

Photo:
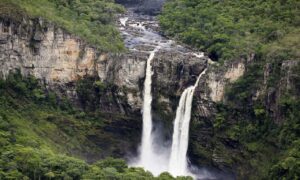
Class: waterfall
168,69,207,177
139,47,160,172
120,9,211,178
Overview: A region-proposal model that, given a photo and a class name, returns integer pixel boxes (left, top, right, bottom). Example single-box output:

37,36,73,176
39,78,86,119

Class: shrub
1,0,125,52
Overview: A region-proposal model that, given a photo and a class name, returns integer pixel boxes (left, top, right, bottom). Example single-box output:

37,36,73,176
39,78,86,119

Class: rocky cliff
0,14,211,161
2,6,298,179
189,54,299,178
0,16,209,111
0,9,245,157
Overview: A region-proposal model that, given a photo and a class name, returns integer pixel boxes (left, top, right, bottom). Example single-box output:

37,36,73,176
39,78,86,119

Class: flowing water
118,11,173,175
118,9,210,178
169,69,207,177
139,46,160,171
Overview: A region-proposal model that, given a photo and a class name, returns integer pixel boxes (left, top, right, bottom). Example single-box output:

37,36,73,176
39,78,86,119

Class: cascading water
120,12,172,175
118,9,213,178
139,47,160,169
169,69,207,177
120,17,129,26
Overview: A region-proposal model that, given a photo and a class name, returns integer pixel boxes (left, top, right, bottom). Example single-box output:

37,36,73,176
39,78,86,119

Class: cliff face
0,16,209,161
189,53,299,177
2,13,220,114
0,17,207,111
263,60,299,123
187,57,251,173
0,18,98,83
2,11,298,178
0,14,247,165
206,62,246,102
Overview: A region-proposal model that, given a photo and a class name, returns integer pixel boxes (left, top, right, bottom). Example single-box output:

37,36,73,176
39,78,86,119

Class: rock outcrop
0,16,208,112
0,12,245,169
0,18,97,83
1,8,271,177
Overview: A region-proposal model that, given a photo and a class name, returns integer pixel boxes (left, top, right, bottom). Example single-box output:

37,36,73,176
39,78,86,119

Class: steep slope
160,0,299,62
0,0,125,52
0,0,208,179
1,0,298,179
0,71,195,179
160,0,300,179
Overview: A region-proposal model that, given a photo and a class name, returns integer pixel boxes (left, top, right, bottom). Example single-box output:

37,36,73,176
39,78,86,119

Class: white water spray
120,11,214,178
169,69,207,177
138,47,164,174
120,17,128,26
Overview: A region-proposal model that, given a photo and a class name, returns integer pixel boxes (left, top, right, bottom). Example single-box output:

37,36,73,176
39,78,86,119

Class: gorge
0,0,299,179
116,8,214,177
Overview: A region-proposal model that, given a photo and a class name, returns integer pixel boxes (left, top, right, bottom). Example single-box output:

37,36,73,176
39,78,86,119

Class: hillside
0,72,192,179
160,0,300,62
160,0,300,179
0,0,125,51
0,1,195,179
0,0,299,179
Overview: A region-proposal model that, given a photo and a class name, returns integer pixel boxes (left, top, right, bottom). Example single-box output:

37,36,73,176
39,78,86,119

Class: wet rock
0,7,258,175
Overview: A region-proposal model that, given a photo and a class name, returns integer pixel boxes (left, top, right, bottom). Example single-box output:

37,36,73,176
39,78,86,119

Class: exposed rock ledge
0,17,209,112
0,15,253,175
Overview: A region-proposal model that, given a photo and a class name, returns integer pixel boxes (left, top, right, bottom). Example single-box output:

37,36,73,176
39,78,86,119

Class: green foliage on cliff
160,0,300,61
269,140,300,179
0,0,125,52
210,60,300,179
0,72,192,179
75,76,124,115
161,0,300,178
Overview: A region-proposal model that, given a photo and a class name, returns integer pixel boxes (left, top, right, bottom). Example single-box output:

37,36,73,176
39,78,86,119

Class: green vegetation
160,0,300,61
0,0,125,51
160,0,299,178
0,0,299,178
0,71,192,179
76,76,114,111
270,140,300,179
208,61,300,179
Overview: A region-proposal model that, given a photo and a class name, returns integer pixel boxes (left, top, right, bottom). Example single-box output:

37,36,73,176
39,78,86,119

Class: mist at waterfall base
133,47,172,176
168,70,207,177
129,65,216,179
118,9,231,179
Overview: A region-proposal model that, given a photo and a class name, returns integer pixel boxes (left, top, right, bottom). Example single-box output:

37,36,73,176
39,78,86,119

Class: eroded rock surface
0,8,247,177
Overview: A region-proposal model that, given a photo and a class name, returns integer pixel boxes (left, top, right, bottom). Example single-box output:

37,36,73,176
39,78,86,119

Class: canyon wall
0,16,209,161
0,17,208,111
3,14,297,177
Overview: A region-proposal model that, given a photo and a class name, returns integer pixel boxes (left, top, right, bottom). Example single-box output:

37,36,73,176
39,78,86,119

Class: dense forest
0,72,193,179
0,0,125,51
0,0,161,179
0,1,191,177
0,0,299,179
160,0,299,62
160,0,300,179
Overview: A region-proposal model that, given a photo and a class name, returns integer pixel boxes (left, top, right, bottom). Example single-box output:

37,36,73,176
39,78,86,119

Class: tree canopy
159,0,300,61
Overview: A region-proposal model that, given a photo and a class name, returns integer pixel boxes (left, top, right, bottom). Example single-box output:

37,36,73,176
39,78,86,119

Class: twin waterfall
118,13,207,178
139,48,207,177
